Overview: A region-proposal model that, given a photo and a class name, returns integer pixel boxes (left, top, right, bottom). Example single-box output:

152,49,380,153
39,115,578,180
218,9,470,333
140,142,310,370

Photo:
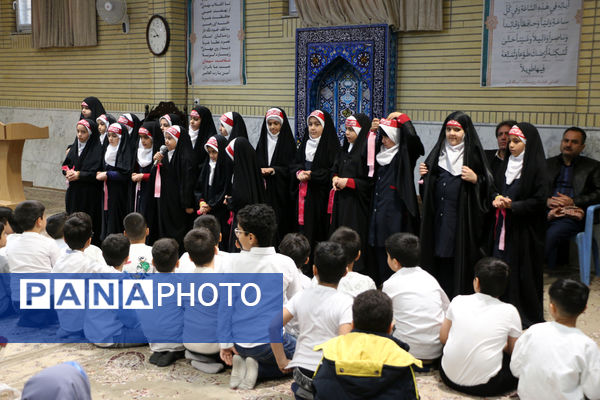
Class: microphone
154,145,168,166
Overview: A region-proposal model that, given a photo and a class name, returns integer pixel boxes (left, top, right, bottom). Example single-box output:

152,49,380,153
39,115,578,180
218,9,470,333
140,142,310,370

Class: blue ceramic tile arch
295,24,397,141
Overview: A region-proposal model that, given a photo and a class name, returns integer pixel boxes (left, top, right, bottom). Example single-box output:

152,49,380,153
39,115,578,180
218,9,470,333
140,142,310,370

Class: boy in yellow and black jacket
312,290,421,400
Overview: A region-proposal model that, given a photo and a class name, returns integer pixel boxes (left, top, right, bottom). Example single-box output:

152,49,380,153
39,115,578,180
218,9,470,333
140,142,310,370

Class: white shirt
54,238,69,251
178,251,231,273
6,231,60,273
84,244,106,265
123,243,155,273
442,293,522,386
52,249,116,274
510,321,600,400
382,266,449,360
285,285,353,371
311,271,376,298
286,271,312,337
222,247,303,348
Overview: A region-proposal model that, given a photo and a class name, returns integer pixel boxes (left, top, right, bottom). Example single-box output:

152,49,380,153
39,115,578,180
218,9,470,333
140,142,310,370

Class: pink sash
154,165,161,198
298,181,308,226
494,208,507,251
327,188,335,223
367,130,376,177
103,181,108,211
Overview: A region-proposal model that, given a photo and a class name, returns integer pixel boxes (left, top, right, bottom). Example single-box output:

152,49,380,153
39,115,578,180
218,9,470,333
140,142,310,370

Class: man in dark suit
546,127,600,269
485,120,515,175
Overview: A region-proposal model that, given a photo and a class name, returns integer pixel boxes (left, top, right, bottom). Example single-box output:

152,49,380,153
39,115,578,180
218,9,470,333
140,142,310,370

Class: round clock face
147,15,169,56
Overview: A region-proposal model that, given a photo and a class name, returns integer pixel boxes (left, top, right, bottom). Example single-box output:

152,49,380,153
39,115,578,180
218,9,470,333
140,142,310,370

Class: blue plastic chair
575,204,600,285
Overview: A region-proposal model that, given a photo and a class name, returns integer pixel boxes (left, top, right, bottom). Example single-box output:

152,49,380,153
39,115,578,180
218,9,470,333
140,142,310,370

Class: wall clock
146,15,170,56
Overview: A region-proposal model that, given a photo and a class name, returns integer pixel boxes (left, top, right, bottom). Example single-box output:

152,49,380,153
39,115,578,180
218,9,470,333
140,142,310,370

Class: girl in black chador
255,107,297,244
491,122,549,328
292,110,341,253
419,111,494,298
62,119,104,245
219,111,249,143
189,105,218,172
131,120,163,216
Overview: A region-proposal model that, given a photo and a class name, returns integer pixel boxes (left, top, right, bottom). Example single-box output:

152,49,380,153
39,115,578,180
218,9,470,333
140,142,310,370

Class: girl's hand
66,170,80,182
153,152,163,164
461,166,477,184
419,163,428,177
261,168,274,176
185,208,194,214
334,178,348,190
96,171,107,181
131,173,143,182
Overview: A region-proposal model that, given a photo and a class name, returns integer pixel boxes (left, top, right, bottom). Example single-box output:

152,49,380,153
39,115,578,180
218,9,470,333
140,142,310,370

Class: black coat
63,119,103,245
546,154,600,210
291,111,341,248
492,122,550,328
420,111,495,297
255,108,297,242
190,106,218,172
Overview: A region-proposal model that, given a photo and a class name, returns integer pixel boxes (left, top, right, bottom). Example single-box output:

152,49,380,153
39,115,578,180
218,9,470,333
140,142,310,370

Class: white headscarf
189,126,199,148
305,135,321,162
104,141,119,167
267,130,279,165
438,140,464,176
77,141,87,156
137,139,153,168
208,159,217,186
505,150,525,185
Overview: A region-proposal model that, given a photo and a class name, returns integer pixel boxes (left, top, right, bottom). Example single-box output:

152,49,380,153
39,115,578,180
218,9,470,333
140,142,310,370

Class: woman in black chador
147,125,196,248
189,105,218,174
491,122,549,328
419,111,494,297
97,122,134,239
62,119,104,245
255,107,297,244
131,120,164,216
292,110,341,252
194,134,233,250
329,113,373,273
80,97,106,121
224,137,266,250
369,114,424,284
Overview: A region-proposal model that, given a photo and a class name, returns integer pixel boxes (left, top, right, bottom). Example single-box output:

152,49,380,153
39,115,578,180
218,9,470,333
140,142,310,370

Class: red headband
81,101,88,108
138,127,151,137
266,108,284,121
345,116,361,129
205,136,219,152
509,125,526,141
161,114,172,126
166,126,181,139
226,142,235,160
77,119,91,130
118,115,134,129
379,118,398,129
446,120,462,128
220,113,234,127
190,110,200,118
108,124,122,135
309,110,324,121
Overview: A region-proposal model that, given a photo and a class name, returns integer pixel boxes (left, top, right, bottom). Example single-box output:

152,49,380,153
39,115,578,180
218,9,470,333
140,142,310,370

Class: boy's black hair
313,241,346,284
385,232,420,269
101,234,130,267
549,278,589,317
353,290,393,334
0,222,4,237
152,238,180,273
236,204,276,247
184,228,216,267
13,200,45,232
329,226,360,265
279,233,311,271
474,257,509,298
123,212,148,241
563,126,587,145
63,215,92,250
46,212,68,239
0,207,15,230
193,214,221,243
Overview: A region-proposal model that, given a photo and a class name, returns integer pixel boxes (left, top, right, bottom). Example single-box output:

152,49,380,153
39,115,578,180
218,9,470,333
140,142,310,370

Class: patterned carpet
0,187,597,399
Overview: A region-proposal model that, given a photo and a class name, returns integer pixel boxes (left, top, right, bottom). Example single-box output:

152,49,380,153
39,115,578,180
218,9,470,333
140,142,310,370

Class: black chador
420,111,494,298
194,135,233,250
80,97,106,121
491,122,549,328
62,118,104,245
219,111,249,143
131,120,164,216
101,123,134,239
292,110,341,251
369,115,424,283
225,137,266,249
330,113,373,273
118,113,142,157
255,107,297,243
189,105,218,172
146,125,196,248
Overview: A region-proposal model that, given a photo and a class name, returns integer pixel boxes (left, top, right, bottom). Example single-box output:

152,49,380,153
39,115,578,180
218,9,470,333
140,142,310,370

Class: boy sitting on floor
122,212,154,274
312,290,421,400
510,278,600,400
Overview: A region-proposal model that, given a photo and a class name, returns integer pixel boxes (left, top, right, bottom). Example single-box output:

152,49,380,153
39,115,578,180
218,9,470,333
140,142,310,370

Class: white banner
481,0,582,87
189,0,245,86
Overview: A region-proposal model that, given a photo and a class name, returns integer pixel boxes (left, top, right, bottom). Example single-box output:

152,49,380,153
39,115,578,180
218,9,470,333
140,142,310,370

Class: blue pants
235,333,296,379
545,217,584,269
